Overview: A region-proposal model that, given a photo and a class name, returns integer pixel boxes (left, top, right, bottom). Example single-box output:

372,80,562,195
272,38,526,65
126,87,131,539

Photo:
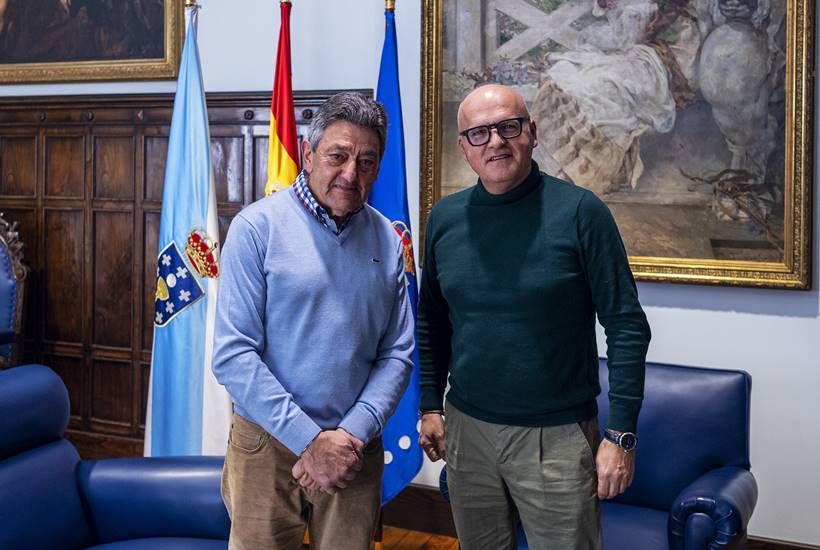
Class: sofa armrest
668,466,757,550
77,456,230,544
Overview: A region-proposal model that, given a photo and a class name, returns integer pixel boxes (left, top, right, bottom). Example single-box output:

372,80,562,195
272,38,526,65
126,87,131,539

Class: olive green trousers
445,402,603,550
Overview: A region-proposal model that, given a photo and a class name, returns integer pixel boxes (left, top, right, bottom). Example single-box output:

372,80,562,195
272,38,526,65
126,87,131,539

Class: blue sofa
440,359,758,550
0,364,230,550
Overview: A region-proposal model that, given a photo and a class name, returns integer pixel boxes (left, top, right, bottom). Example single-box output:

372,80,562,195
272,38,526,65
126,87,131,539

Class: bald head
457,84,529,131
456,84,538,194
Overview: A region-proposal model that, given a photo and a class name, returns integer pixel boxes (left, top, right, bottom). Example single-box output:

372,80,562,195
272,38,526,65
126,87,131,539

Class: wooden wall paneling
143,128,169,203
65,430,143,460
34,129,45,362
43,209,84,343
209,124,248,247
91,358,133,435
252,133,269,202
210,127,245,205
142,211,160,353
141,125,167,359
83,125,95,442
131,127,146,438
45,354,84,425
247,118,309,202
217,215,235,250
93,132,136,200
241,125,255,206
0,133,37,197
44,132,85,199
139,362,150,433
92,210,133,349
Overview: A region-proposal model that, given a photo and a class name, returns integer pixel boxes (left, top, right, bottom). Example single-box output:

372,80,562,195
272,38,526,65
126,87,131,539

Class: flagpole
377,7,393,550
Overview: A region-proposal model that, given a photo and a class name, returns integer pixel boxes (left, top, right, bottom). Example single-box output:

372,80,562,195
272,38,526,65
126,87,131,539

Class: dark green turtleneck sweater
418,162,650,433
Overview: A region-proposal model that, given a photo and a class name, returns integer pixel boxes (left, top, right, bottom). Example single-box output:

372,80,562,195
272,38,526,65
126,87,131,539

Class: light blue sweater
212,187,414,455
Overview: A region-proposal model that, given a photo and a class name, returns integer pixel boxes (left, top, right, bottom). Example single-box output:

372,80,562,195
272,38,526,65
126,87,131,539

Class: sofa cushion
601,502,668,550
0,365,69,460
0,439,93,550
78,456,230,543
597,360,751,511
87,538,228,550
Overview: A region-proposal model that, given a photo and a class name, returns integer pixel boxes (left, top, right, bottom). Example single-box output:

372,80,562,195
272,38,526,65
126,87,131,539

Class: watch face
620,433,637,451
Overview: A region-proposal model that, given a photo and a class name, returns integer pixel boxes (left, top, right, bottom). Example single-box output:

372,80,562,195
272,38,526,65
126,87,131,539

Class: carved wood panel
0,91,343,458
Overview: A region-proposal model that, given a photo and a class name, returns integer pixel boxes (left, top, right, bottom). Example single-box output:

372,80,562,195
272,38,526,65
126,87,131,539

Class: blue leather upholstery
0,364,69,460
0,365,230,550
0,439,94,550
597,360,752,511
78,457,230,543
0,239,16,361
601,502,668,550
439,359,757,550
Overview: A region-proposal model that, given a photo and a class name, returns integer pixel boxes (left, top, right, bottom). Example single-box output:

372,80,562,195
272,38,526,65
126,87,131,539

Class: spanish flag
265,0,299,195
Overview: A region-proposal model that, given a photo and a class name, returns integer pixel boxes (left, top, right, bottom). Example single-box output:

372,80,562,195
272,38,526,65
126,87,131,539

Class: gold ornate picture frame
0,0,183,84
421,0,814,289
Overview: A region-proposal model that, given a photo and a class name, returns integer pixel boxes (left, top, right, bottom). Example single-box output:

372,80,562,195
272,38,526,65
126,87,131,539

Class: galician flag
265,0,299,195
369,5,423,504
144,5,231,457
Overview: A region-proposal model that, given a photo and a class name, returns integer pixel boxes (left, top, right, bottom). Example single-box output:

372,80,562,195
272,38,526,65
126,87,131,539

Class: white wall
1,0,818,545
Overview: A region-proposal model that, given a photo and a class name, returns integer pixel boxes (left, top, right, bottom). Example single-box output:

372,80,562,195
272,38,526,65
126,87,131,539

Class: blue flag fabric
369,9,423,505
145,7,231,457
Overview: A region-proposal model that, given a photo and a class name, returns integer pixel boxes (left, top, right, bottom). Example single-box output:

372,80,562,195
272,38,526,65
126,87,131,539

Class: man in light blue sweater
212,92,414,550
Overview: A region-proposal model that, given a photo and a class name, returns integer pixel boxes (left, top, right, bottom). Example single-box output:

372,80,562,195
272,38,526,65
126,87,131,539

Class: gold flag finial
185,0,198,7
281,0,291,4
386,0,395,11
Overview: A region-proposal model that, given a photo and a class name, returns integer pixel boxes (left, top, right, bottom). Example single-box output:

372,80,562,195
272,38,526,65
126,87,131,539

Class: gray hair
306,92,388,157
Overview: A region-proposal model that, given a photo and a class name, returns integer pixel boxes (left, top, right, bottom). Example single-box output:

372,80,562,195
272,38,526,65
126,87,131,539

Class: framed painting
0,0,183,83
421,0,814,288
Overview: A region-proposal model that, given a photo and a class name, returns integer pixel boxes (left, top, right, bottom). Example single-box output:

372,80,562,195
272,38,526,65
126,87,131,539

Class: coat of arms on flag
154,228,219,328
392,220,415,279
154,241,205,328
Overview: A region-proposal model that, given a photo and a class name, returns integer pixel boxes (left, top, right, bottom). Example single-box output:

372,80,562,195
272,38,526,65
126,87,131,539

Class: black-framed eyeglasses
459,117,530,146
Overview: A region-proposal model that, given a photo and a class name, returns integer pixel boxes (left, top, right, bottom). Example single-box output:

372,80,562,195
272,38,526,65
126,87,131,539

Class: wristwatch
604,428,637,452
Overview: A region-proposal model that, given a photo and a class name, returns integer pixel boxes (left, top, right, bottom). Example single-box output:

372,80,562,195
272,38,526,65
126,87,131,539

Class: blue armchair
0,364,230,550
440,359,757,550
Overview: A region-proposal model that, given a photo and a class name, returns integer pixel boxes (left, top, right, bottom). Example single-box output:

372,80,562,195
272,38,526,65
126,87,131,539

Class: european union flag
369,7,423,505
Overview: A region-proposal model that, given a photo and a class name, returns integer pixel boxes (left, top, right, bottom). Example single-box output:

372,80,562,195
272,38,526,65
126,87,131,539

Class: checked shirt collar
291,171,361,235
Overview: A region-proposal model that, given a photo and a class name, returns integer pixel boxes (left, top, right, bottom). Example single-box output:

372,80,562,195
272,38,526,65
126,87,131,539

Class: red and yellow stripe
265,0,299,195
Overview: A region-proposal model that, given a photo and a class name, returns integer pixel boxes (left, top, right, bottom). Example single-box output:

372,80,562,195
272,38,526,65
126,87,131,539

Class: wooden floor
378,527,459,549
303,527,458,550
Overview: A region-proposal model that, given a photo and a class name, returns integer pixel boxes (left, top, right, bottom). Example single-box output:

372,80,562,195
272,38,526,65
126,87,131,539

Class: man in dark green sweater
418,84,651,549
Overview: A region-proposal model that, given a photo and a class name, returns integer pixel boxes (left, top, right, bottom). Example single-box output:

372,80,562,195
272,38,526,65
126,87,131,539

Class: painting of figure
424,0,812,287
0,0,180,83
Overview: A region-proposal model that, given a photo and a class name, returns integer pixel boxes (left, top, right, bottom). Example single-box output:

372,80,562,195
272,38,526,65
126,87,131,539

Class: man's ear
458,136,469,161
529,119,538,149
301,139,313,173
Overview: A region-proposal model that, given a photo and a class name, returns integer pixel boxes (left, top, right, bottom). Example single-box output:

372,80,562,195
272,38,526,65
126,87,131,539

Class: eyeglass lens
465,118,523,146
